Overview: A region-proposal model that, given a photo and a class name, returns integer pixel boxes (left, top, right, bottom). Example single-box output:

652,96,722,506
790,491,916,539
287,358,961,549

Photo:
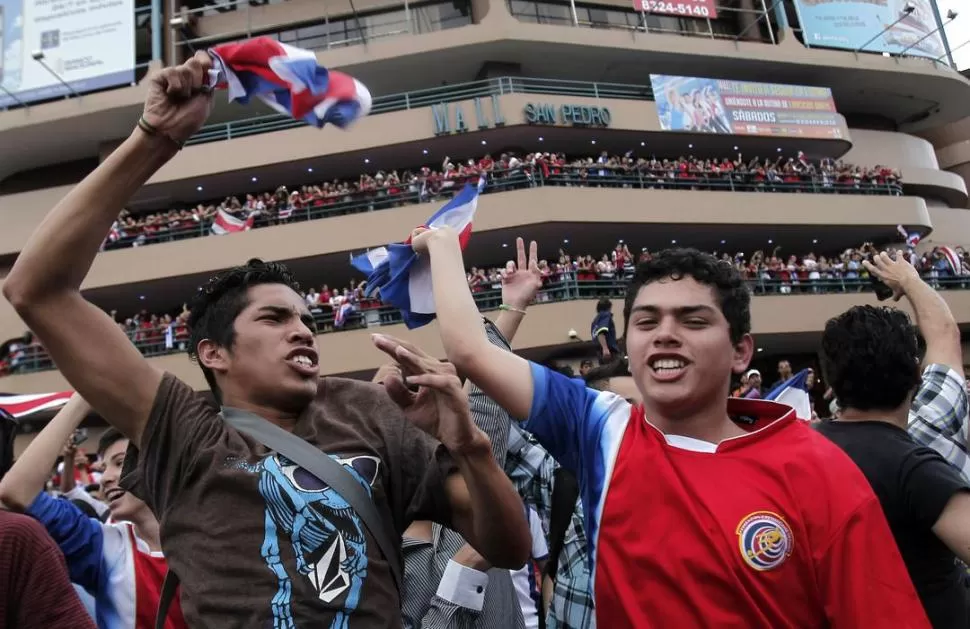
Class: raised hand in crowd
865,248,964,380
495,236,543,340
863,250,919,301
501,237,543,311
142,50,216,146
372,334,488,455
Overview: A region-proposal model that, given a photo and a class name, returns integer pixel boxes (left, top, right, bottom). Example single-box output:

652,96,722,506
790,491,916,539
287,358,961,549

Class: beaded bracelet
499,304,527,315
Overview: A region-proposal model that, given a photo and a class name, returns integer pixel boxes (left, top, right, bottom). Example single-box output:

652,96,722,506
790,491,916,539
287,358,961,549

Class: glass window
586,7,612,26
363,8,407,39
536,2,571,25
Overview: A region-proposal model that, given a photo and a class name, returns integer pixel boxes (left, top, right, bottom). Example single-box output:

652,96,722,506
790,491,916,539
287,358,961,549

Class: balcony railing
3,275,966,377
177,0,473,58
104,167,903,251
508,0,780,44
186,76,655,146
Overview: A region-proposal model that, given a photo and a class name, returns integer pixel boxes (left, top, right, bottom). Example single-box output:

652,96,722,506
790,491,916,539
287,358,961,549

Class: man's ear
732,334,755,376
197,339,230,376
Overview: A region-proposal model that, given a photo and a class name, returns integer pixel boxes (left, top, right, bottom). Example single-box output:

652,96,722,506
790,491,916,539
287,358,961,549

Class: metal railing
176,0,472,54
4,275,967,377
102,167,903,251
185,76,655,145
508,0,779,44
177,0,290,19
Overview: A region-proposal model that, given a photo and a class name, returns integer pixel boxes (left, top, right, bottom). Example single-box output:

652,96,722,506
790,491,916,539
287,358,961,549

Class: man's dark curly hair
187,258,302,400
623,248,751,344
819,305,922,412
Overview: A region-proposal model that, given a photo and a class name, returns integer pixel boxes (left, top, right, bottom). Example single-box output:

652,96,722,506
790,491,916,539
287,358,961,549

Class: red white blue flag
211,208,256,235
897,224,921,249
351,177,485,329
763,369,813,420
0,391,73,418
208,37,372,128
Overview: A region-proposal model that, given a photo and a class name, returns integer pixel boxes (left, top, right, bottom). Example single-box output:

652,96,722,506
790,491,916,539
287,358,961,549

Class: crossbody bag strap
220,407,403,592
155,569,180,629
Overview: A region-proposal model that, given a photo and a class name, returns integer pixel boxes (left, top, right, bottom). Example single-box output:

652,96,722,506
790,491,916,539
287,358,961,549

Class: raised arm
413,228,535,420
0,395,91,511
1,53,214,447
493,237,543,343
864,250,963,377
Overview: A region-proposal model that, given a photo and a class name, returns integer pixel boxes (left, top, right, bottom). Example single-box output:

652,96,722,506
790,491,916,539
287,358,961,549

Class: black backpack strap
545,467,580,580
155,569,180,629
220,406,403,592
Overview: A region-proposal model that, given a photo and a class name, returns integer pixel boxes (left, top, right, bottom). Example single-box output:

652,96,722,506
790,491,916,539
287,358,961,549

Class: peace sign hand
371,334,488,455
501,237,542,310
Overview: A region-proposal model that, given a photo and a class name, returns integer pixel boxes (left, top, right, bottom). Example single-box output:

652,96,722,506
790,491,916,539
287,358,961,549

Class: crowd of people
1,55,968,629
101,151,903,250
3,240,967,377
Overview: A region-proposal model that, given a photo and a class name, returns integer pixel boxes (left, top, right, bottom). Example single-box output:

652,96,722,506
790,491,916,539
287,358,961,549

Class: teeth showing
652,358,686,372
292,355,313,367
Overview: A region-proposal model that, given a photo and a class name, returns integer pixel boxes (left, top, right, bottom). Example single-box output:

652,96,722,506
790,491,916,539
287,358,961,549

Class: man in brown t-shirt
3,52,531,628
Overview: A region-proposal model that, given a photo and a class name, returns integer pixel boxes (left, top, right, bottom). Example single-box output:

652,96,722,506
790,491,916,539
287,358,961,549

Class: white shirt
510,507,549,629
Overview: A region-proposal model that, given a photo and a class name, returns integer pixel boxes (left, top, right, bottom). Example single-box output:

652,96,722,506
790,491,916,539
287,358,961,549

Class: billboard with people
792,0,948,58
650,74,844,139
0,0,134,107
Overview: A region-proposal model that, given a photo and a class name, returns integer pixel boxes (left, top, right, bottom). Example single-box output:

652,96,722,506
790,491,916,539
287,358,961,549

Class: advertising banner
650,74,844,139
631,0,718,19
0,0,134,108
792,0,947,58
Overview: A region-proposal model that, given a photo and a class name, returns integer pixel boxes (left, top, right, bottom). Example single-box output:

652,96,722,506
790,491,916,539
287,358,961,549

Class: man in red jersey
373,235,930,627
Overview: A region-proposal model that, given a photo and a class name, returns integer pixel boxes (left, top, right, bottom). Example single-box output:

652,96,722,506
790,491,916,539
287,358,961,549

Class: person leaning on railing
2,247,966,377
100,151,902,251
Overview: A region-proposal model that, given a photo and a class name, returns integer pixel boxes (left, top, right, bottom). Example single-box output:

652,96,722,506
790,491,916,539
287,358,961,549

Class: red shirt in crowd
0,510,96,629
522,365,931,629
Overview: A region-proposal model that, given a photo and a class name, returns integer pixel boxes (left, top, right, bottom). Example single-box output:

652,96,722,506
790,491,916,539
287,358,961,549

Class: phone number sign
633,0,718,19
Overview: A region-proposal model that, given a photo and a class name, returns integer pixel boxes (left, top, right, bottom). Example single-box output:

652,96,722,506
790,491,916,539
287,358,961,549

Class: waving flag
0,391,73,419
897,225,921,249
211,209,256,235
764,369,813,420
208,37,372,128
351,178,486,329
938,246,965,276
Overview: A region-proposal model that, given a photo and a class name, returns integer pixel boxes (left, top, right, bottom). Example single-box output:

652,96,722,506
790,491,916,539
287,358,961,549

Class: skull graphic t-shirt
121,373,456,628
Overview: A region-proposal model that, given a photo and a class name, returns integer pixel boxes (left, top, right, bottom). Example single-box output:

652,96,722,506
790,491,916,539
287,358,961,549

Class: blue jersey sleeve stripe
583,396,634,592
525,361,598,473
524,361,634,594
27,492,106,591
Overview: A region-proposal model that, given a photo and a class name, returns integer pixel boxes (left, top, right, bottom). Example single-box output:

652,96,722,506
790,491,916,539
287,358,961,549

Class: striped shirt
506,425,596,629
400,319,525,629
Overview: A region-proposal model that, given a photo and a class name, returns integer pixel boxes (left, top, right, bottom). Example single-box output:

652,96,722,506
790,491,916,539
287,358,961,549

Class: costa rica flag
351,177,486,329
207,37,372,128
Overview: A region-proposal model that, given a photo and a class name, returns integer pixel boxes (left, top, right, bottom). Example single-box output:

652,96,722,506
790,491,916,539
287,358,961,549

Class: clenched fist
142,51,216,145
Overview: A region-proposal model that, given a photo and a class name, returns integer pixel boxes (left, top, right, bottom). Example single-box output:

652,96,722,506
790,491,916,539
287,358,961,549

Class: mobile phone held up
71,428,88,448
867,255,894,301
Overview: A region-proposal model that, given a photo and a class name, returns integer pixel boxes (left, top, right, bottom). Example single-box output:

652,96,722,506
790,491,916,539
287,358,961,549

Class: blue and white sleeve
26,492,105,592
523,362,626,474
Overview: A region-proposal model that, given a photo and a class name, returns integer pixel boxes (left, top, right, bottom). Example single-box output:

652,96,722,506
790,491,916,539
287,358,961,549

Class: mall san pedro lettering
525,102,611,127
432,98,611,135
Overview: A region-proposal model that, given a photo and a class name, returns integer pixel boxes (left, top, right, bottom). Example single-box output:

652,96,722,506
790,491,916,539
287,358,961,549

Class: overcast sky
936,0,968,71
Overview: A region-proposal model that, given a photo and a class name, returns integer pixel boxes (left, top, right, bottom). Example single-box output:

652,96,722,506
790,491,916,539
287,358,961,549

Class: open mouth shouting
648,354,691,382
286,347,319,376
